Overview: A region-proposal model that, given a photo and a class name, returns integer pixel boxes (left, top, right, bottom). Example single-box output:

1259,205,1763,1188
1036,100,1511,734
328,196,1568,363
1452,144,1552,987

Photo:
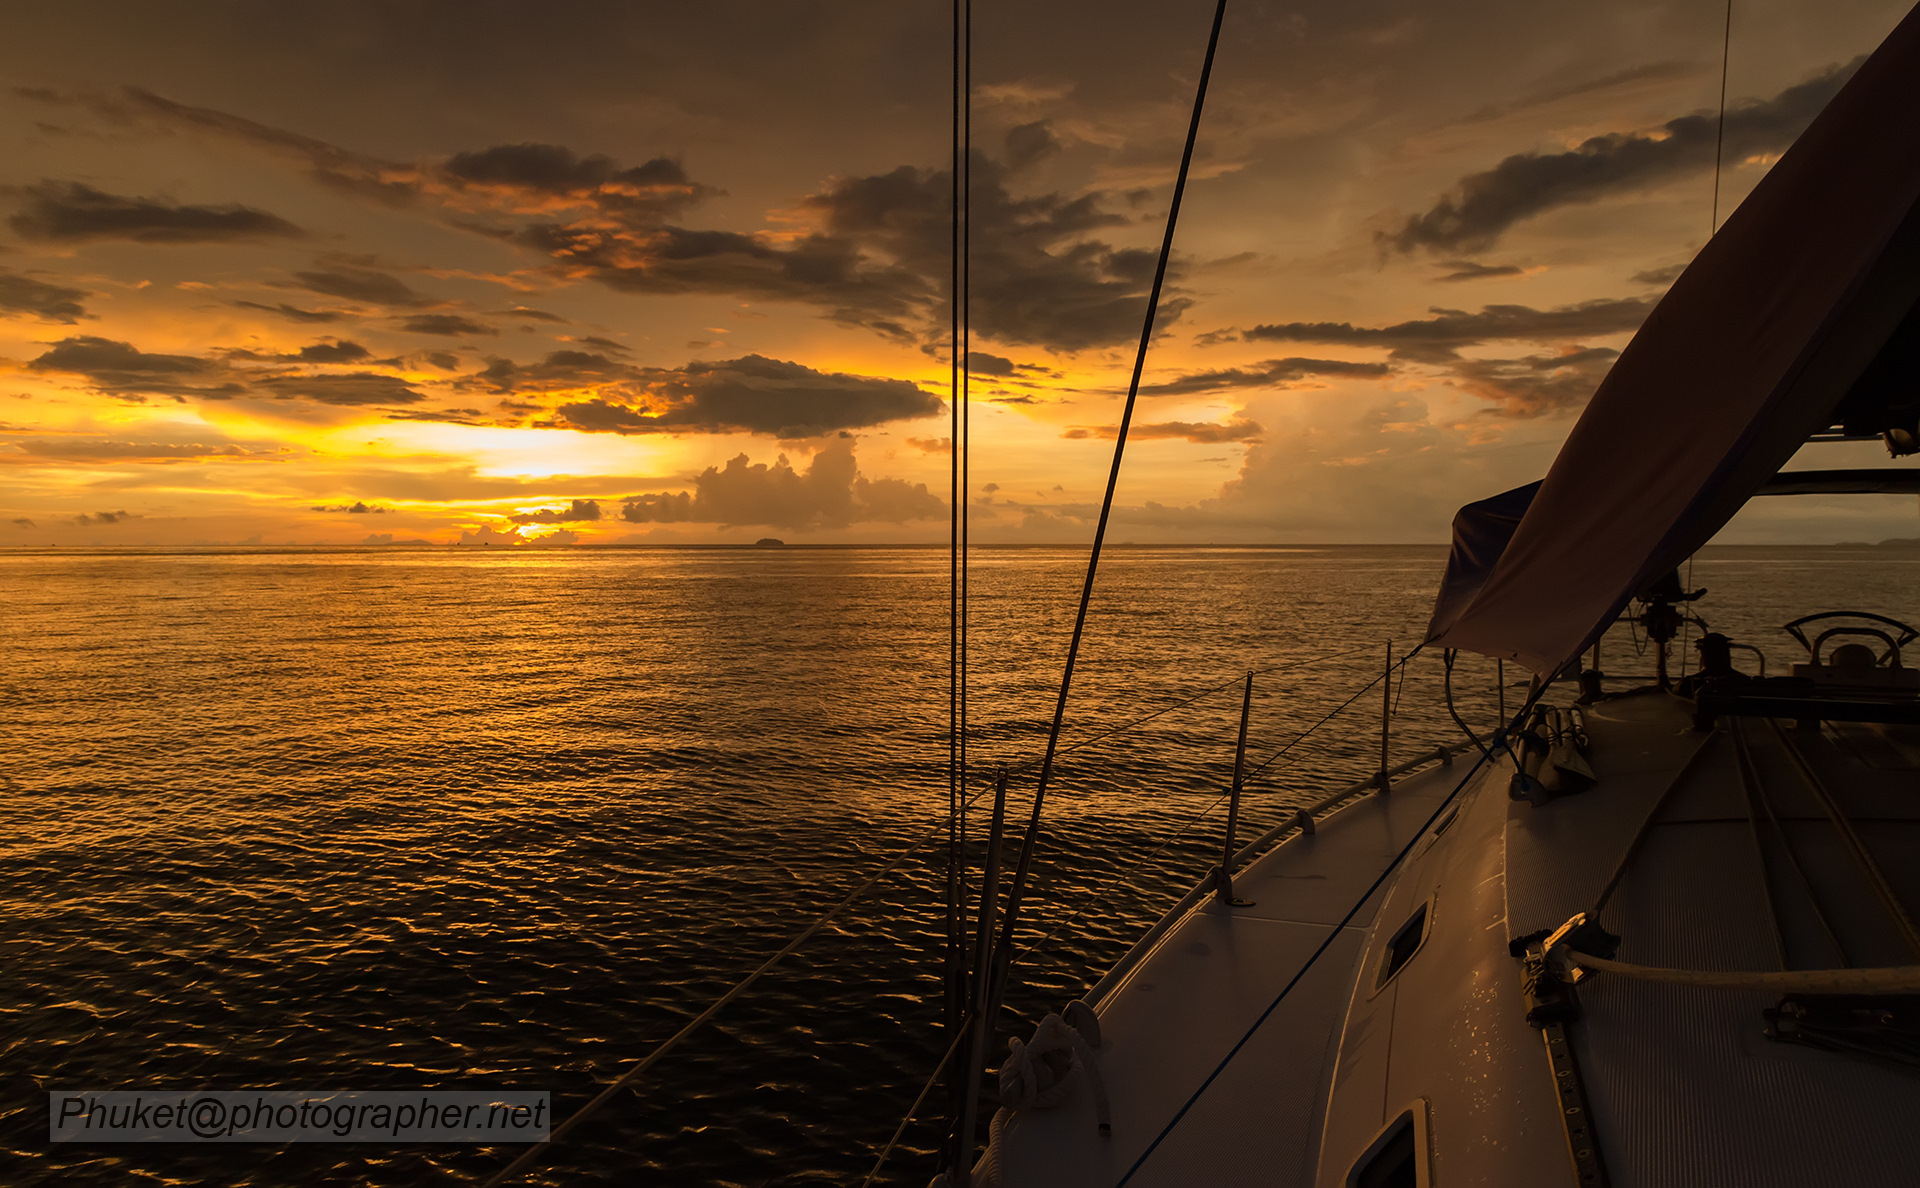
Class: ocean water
2,544,1915,1186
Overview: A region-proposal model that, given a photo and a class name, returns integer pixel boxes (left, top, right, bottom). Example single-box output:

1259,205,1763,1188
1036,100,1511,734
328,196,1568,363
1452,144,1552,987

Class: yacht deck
984,752,1477,1188
984,691,1920,1188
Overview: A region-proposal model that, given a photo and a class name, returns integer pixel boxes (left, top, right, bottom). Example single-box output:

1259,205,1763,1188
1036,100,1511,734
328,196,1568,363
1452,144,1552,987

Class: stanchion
1215,673,1254,905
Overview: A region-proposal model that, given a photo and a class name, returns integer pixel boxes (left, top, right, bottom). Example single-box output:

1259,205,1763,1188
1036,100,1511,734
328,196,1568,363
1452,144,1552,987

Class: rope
993,0,1231,974
1567,951,1920,994
997,1013,1111,1124
971,1014,1110,1188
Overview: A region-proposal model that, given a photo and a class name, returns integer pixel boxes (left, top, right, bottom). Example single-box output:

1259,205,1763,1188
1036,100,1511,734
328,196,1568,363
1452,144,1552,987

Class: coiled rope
972,1013,1111,1188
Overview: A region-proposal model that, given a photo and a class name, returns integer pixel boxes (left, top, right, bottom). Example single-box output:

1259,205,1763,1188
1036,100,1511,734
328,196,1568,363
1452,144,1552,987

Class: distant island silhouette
755,538,786,546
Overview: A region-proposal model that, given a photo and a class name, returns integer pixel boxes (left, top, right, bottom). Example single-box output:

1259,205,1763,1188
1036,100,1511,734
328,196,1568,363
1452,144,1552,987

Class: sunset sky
3,0,1915,546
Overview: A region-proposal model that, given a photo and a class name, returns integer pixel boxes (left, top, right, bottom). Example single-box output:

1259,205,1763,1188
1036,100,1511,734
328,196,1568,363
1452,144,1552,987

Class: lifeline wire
1032,647,1422,985
1116,676,1556,1186
1027,693,1387,966
868,649,1425,1183
478,653,1343,1186
992,0,1232,968
1113,749,1492,1187
1024,645,1369,778
1245,643,1421,781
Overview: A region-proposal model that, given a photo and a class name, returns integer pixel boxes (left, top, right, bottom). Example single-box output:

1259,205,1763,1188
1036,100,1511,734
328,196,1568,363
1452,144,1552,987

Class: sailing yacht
973,5,1920,1186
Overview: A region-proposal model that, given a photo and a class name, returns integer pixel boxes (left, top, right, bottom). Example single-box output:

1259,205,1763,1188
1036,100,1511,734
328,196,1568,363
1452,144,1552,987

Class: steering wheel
1782,611,1918,669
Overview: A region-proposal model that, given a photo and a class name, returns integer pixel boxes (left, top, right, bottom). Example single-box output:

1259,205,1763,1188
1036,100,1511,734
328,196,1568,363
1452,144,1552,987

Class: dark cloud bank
509,498,602,524
1210,297,1655,417
7,181,303,244
26,335,242,399
1242,298,1653,362
1386,60,1860,253
0,268,89,322
1142,357,1390,396
26,335,422,405
87,86,1170,352
511,353,943,438
26,330,941,434
311,501,387,514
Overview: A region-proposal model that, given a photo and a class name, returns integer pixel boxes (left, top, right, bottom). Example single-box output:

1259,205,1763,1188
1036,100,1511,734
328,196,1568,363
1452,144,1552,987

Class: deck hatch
1345,1103,1431,1188
1376,901,1431,990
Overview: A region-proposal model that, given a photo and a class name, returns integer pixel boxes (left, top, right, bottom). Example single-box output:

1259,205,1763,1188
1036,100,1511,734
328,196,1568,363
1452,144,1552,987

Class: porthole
1346,1103,1431,1188
1418,806,1461,857
1374,900,1431,992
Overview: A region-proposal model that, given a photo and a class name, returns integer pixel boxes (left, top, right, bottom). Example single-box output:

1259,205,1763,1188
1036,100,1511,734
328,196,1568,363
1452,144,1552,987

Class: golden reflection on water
1,545,1914,1184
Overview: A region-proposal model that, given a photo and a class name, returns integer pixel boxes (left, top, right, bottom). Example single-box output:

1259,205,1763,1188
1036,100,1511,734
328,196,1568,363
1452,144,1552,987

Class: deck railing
475,640,1510,1188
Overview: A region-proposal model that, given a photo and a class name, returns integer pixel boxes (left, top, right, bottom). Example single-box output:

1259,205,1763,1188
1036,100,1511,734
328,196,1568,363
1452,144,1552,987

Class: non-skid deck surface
987,761,1470,1188
1506,694,1920,1188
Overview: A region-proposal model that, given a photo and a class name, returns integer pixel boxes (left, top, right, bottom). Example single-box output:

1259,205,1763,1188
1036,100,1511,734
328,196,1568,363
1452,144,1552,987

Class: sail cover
1427,481,1540,643
1428,4,1920,674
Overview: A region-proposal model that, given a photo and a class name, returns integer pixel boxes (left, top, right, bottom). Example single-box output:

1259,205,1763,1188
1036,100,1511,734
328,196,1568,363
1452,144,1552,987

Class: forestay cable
992,0,1232,995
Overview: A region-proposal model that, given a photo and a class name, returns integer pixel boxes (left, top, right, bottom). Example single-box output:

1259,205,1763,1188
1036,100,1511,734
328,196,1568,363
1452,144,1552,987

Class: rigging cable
943,0,973,1155
1682,0,1731,681
991,0,1232,994
1711,0,1734,235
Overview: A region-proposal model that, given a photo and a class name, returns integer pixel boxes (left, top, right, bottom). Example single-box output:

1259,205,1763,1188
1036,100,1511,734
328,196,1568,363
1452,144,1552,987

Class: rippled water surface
3,544,1915,1186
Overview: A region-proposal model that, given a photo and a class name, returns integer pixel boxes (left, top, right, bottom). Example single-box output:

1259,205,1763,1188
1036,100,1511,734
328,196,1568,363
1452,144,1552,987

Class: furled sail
1428,4,1920,674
